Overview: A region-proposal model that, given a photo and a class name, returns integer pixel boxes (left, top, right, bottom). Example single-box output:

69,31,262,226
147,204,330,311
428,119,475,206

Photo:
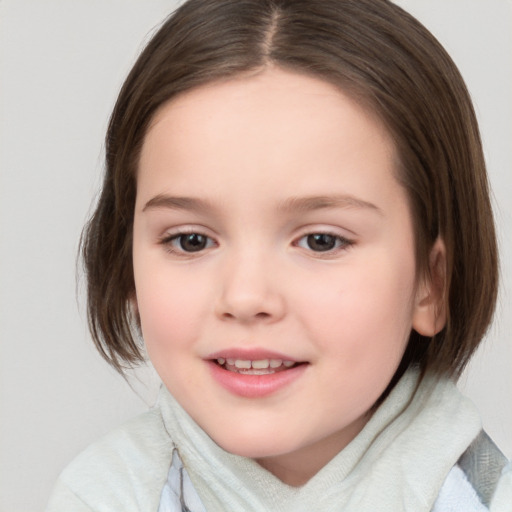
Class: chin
211,428,297,459
210,426,286,459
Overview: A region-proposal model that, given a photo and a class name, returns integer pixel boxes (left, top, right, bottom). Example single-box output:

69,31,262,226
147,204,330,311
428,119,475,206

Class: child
47,0,511,510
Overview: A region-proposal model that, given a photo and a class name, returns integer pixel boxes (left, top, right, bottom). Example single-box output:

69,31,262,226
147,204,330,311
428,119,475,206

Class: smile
207,351,308,398
215,358,296,375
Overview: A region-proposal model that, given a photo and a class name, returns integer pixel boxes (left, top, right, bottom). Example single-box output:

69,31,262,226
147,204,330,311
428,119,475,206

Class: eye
296,233,352,253
162,232,216,254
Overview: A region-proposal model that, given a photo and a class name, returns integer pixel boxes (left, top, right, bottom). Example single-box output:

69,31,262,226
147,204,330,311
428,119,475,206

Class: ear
129,294,140,322
412,238,447,337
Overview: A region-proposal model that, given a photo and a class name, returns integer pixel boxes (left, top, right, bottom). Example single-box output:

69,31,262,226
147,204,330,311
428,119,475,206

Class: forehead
137,67,401,211
147,68,390,150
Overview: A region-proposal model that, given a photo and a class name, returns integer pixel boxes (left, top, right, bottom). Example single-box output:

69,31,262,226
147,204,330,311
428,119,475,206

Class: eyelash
295,232,354,256
158,230,354,257
158,230,216,256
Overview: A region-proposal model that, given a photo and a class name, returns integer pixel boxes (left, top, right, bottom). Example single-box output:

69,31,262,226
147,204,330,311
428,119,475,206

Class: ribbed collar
159,369,481,512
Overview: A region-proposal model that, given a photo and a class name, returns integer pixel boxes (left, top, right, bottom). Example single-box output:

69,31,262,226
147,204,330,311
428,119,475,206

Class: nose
215,249,286,324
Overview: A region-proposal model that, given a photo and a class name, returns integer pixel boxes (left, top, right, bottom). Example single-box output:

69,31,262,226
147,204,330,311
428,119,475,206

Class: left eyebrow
277,194,383,216
142,195,215,214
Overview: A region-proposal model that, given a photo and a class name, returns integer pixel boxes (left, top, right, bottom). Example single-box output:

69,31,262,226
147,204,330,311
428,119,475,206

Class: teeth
216,357,296,369
243,368,273,375
234,360,251,369
252,359,270,369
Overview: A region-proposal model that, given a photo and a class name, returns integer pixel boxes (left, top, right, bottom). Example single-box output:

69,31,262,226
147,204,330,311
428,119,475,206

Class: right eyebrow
142,194,215,214
277,194,383,216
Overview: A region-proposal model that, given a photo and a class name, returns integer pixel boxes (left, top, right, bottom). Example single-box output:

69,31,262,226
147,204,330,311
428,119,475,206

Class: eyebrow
277,195,383,216
142,193,383,216
142,195,215,214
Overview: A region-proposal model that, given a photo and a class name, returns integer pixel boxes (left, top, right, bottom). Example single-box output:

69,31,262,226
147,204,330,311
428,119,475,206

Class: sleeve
44,407,174,512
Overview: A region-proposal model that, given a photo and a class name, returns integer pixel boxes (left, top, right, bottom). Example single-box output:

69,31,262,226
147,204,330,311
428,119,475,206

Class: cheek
135,274,209,393
295,253,416,361
134,262,209,353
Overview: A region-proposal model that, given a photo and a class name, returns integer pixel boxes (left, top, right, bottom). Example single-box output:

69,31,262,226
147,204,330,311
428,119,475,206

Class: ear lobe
412,238,447,337
129,295,141,322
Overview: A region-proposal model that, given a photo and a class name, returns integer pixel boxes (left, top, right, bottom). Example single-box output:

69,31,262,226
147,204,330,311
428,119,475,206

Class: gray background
0,1,510,510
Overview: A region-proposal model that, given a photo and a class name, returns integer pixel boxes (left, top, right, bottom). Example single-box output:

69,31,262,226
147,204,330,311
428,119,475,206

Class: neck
255,412,370,486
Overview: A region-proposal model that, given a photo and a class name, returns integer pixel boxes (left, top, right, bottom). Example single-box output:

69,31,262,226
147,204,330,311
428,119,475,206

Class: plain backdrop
0,1,510,510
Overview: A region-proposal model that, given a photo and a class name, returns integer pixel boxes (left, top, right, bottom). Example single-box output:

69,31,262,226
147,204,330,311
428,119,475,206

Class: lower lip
208,361,307,398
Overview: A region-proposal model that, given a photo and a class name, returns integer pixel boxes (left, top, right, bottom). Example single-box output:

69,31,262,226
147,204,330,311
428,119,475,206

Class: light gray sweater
47,370,512,511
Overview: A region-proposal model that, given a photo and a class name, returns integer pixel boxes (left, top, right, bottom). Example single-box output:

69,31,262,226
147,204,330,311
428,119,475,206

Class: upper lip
206,348,301,362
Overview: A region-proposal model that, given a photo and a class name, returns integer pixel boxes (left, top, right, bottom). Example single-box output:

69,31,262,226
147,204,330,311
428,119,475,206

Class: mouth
208,354,308,398
213,357,301,375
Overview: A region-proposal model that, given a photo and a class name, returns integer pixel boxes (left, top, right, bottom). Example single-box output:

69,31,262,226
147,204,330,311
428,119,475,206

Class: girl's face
133,68,432,485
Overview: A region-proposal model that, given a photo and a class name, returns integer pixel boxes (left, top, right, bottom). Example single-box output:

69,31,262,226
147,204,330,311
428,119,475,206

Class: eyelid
292,227,355,256
158,226,218,256
158,223,216,239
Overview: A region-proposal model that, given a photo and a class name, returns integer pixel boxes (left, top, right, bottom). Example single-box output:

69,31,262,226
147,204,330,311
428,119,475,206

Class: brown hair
82,0,498,378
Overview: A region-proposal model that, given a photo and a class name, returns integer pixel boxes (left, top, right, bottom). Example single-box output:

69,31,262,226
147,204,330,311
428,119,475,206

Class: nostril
215,292,286,322
220,310,272,322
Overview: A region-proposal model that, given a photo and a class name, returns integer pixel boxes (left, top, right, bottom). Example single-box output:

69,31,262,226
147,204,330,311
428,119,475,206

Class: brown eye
176,233,209,252
160,230,216,256
296,233,352,253
306,234,337,252
162,233,213,253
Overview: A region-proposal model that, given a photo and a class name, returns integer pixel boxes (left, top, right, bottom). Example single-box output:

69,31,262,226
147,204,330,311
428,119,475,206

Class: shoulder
433,431,512,512
46,406,174,512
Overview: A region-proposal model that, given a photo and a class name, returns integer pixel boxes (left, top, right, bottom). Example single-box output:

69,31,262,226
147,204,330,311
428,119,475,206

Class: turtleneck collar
159,369,481,512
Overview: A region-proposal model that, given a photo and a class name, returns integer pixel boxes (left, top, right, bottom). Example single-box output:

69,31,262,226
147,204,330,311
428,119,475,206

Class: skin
132,67,443,486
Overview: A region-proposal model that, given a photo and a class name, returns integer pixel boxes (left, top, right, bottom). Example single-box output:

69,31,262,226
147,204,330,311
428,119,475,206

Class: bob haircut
82,0,498,380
